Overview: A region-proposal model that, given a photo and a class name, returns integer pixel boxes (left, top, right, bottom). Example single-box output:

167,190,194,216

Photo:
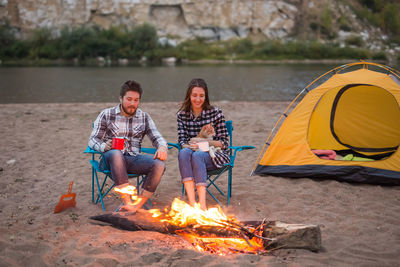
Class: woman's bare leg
197,185,207,210
183,180,196,206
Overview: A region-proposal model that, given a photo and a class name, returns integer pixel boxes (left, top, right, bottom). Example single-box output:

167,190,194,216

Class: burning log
91,211,246,238
92,190,321,254
90,211,322,253
91,211,177,233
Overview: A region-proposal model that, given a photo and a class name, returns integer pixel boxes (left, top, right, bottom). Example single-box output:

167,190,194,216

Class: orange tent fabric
254,62,400,185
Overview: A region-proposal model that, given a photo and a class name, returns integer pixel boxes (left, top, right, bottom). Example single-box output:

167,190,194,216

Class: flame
113,185,142,206
148,198,266,255
159,198,233,227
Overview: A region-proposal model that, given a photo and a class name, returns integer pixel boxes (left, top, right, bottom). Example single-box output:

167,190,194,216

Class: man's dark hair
120,80,143,98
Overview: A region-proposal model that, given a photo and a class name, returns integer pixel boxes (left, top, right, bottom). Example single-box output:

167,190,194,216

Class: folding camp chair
84,146,157,211
173,120,255,207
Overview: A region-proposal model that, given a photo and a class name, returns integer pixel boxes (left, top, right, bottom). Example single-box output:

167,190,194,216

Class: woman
177,78,230,210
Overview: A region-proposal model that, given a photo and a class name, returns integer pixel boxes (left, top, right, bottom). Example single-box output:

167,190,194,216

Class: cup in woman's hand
197,141,209,152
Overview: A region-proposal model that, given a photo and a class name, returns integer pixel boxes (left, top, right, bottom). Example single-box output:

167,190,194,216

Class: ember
180,235,264,255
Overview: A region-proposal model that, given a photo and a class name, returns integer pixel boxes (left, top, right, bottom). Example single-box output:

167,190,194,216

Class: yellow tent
253,62,400,184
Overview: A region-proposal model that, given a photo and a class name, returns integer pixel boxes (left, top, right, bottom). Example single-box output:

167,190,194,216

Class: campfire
94,185,322,255
113,185,268,254
149,198,267,255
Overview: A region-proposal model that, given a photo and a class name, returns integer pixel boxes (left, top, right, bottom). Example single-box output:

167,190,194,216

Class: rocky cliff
0,0,391,51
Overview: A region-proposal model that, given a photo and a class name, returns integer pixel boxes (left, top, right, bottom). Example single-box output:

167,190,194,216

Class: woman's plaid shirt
89,105,167,155
177,107,230,168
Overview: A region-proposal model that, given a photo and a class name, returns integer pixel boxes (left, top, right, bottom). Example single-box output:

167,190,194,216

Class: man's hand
104,140,112,152
154,146,168,161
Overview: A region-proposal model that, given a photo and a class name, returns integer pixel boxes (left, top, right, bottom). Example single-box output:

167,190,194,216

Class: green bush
28,28,59,59
53,24,158,60
129,23,158,59
59,27,96,59
382,4,400,34
371,51,387,60
345,35,364,47
0,22,30,59
0,20,393,63
358,0,385,12
356,0,400,37
230,38,253,55
176,38,209,60
339,16,352,32
321,5,335,38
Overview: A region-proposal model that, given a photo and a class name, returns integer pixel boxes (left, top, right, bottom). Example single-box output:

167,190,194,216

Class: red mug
111,137,125,150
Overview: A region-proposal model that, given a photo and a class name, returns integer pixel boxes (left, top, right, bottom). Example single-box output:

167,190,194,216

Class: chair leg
93,171,107,211
91,167,95,203
206,188,223,207
207,174,226,196
96,183,115,205
227,168,233,206
95,174,111,204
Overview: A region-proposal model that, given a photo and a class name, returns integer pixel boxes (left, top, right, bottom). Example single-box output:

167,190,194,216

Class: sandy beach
0,101,399,266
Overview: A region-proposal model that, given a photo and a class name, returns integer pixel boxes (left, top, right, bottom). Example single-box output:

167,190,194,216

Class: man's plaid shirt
89,105,167,155
177,107,230,168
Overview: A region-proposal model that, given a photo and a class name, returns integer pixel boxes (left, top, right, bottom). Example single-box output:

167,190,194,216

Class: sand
0,101,399,266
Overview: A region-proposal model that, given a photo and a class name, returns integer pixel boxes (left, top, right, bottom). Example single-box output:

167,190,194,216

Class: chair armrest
143,143,180,154
229,145,255,152
84,146,102,154
141,147,157,154
228,145,256,167
168,142,181,150
85,145,157,155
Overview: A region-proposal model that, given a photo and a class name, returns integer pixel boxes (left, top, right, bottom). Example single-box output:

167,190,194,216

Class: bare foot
118,204,138,213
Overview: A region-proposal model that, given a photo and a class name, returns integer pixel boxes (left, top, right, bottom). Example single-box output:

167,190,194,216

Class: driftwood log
90,211,321,252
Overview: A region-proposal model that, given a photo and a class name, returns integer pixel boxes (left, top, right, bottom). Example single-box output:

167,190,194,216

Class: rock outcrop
0,0,299,40
0,0,393,52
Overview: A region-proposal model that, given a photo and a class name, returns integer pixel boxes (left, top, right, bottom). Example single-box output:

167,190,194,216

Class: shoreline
183,58,387,65
0,58,392,67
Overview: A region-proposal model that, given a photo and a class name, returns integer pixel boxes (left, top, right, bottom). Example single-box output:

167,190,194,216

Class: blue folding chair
84,146,156,211
173,120,255,206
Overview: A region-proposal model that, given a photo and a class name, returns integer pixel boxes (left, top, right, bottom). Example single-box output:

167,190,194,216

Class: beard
121,104,137,116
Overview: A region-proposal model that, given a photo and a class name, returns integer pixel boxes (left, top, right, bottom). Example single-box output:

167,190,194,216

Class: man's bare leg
119,195,149,213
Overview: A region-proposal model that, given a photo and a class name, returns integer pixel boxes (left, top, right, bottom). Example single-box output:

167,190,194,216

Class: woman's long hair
179,78,213,112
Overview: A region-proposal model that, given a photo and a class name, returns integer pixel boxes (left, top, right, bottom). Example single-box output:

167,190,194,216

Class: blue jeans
178,148,217,186
100,150,165,198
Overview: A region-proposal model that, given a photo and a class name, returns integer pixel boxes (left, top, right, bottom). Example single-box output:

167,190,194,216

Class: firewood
90,212,322,252
90,211,177,233
261,221,322,252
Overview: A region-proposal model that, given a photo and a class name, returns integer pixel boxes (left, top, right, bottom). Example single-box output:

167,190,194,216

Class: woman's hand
188,139,199,151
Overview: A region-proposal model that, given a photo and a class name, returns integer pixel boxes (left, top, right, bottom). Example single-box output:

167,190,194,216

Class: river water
0,64,337,103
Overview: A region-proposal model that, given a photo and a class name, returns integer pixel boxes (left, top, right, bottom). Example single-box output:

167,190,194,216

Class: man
88,80,168,212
